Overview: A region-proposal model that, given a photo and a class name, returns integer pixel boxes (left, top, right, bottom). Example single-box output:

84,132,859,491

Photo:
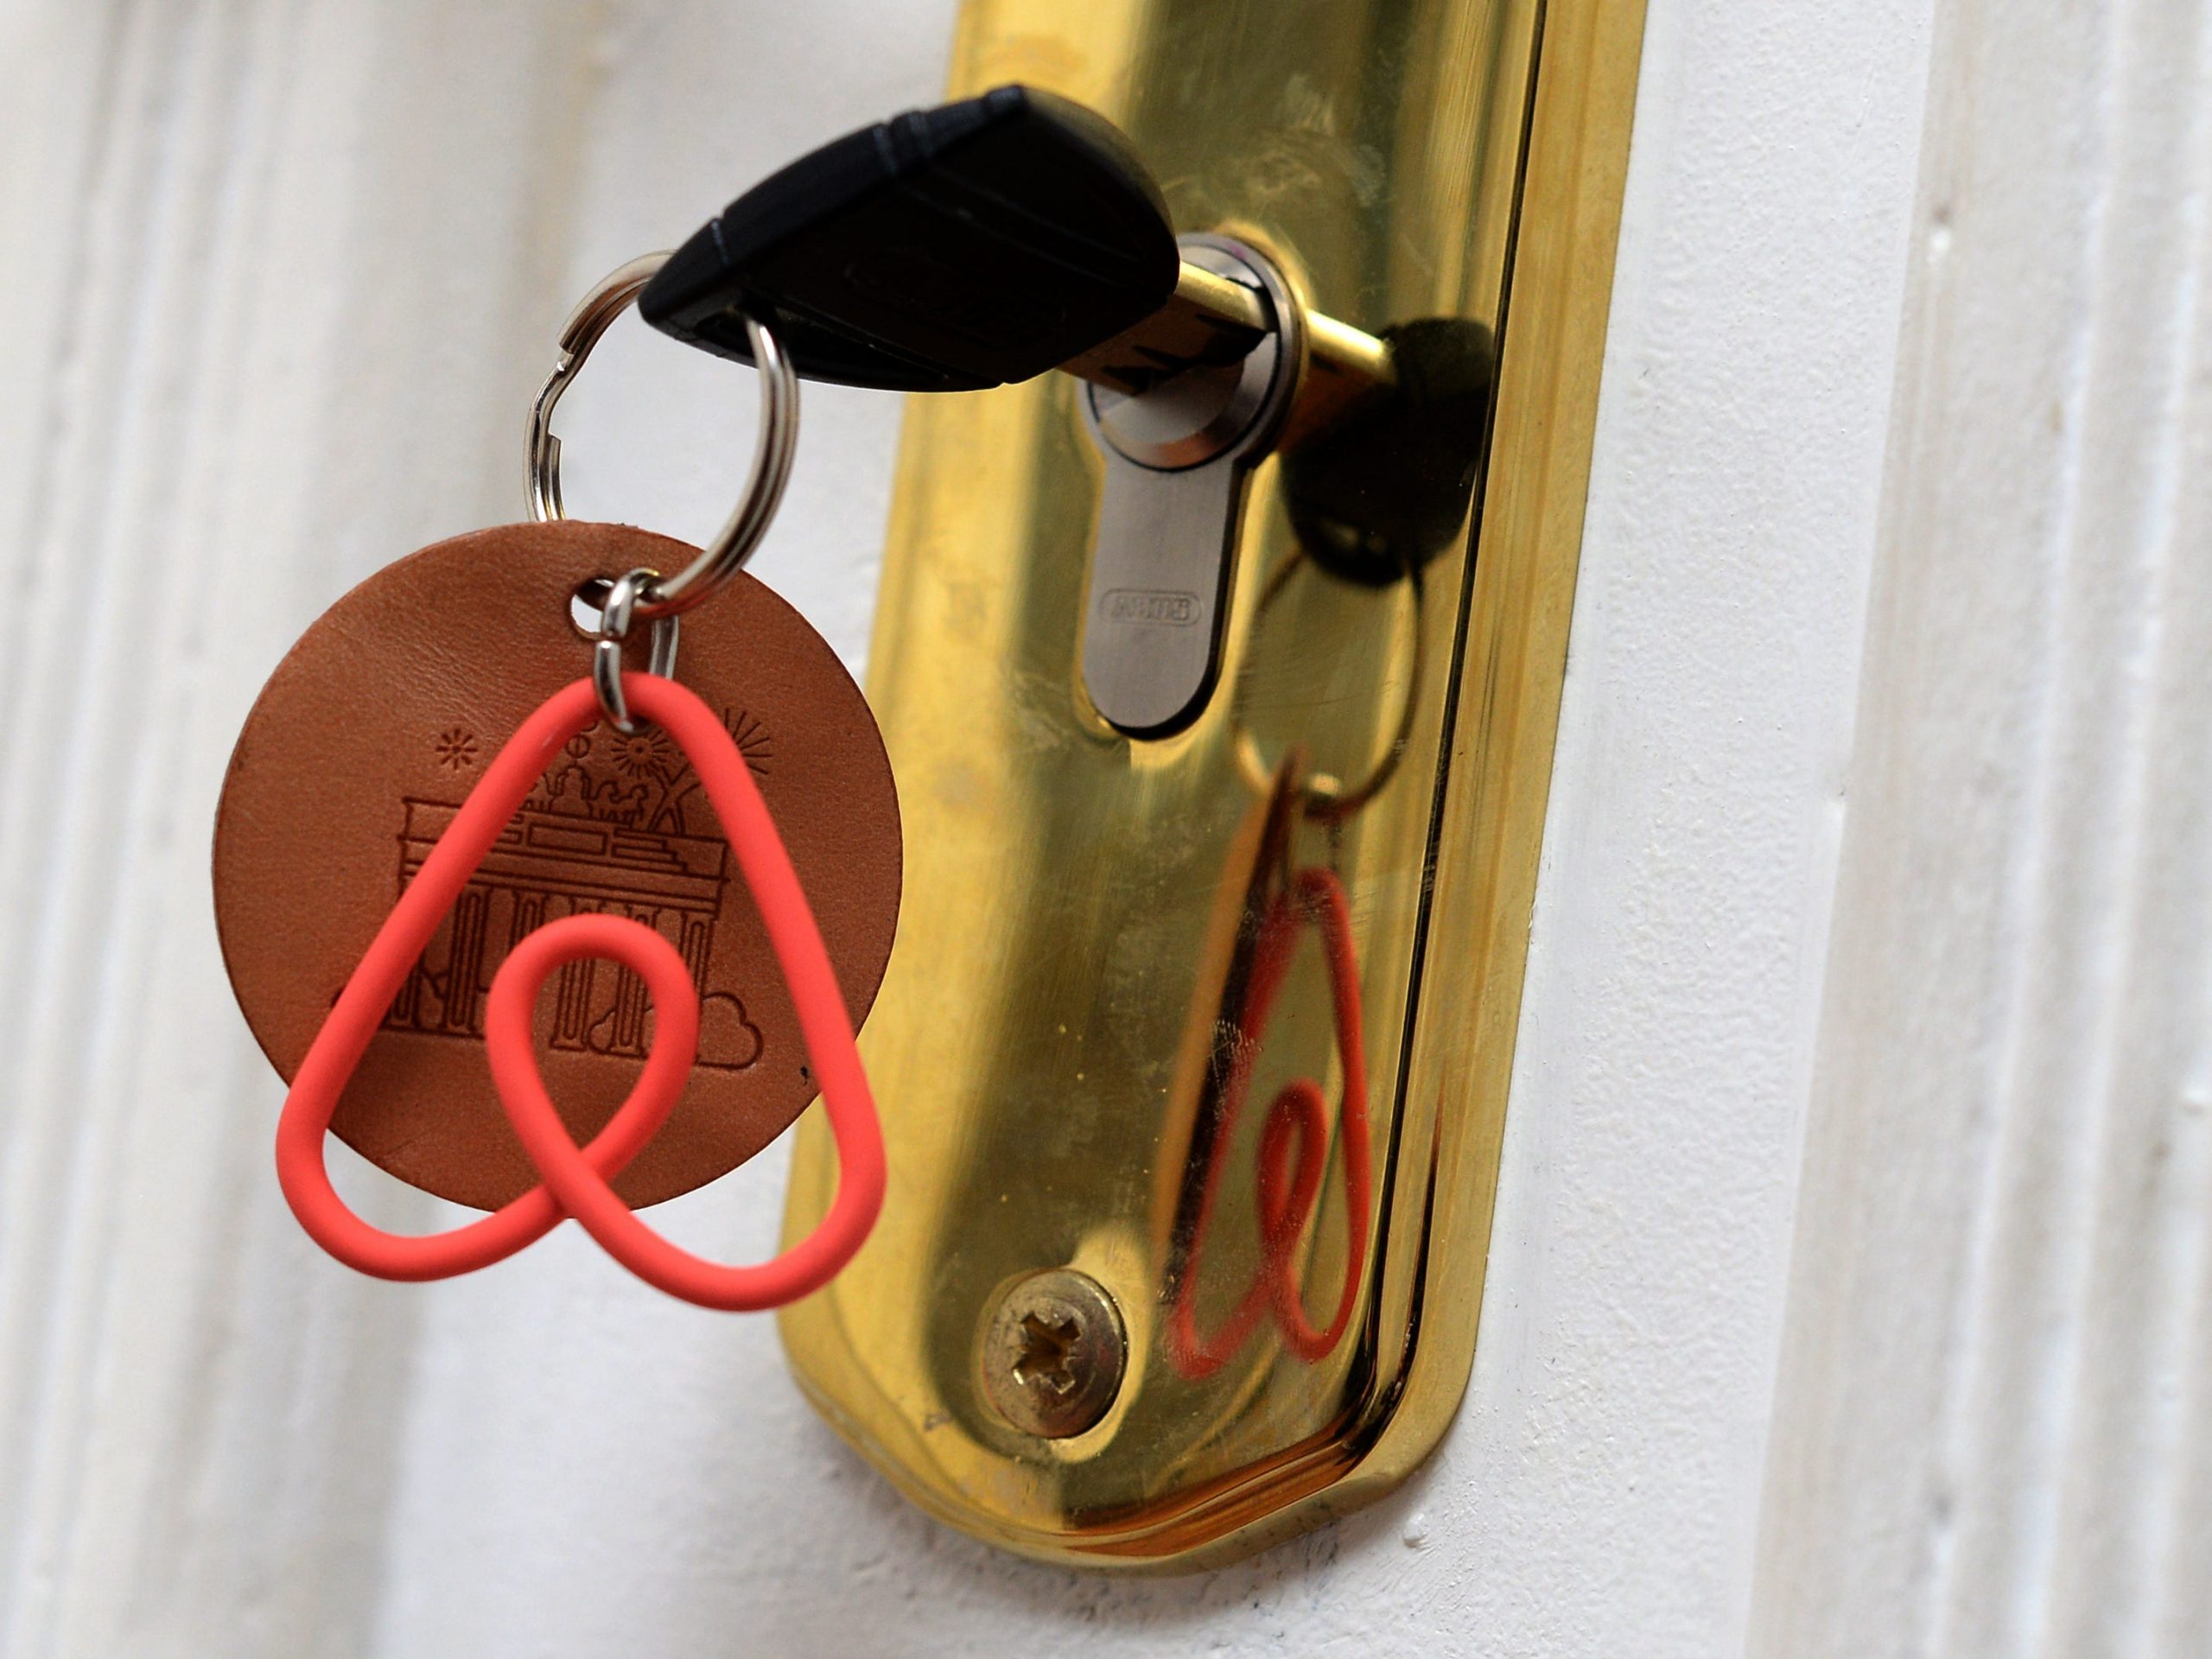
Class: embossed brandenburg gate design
386,714,773,1070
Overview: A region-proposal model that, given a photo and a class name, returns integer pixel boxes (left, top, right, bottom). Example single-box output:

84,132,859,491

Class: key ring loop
1232,550,1426,825
589,567,680,734
527,251,802,622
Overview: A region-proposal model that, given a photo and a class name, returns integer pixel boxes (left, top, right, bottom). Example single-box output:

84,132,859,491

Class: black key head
639,85,1180,393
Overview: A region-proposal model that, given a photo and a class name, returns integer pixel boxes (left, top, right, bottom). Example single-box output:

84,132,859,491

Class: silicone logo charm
274,675,886,1310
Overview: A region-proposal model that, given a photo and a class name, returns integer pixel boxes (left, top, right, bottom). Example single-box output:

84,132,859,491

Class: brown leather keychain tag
213,518,900,1211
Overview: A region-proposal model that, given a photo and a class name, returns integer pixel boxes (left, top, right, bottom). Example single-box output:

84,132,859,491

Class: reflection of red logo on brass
1167,868,1373,1379
385,716,772,1070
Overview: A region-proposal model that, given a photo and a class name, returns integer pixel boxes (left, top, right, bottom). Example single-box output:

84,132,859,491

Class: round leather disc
214,520,900,1211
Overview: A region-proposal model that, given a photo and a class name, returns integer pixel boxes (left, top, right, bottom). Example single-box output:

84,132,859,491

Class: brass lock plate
780,0,1646,1567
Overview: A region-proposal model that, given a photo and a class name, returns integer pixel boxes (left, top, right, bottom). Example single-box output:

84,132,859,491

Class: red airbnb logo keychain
215,255,898,1308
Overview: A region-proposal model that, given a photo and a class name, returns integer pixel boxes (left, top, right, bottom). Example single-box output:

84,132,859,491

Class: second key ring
1233,547,1427,825
526,251,802,623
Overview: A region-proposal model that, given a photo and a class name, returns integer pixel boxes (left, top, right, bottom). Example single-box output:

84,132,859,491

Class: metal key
640,85,1485,735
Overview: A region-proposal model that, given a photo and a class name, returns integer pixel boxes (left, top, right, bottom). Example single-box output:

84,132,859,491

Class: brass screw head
979,1268,1127,1440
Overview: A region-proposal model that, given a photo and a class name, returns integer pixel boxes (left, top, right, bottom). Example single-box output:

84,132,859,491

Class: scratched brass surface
779,0,1648,1567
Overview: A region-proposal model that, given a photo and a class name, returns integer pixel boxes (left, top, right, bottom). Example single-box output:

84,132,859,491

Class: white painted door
3,3,2203,1656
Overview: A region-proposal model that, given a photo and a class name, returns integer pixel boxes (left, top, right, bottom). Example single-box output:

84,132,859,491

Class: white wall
0,3,2202,1656
1748,3,2212,1652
